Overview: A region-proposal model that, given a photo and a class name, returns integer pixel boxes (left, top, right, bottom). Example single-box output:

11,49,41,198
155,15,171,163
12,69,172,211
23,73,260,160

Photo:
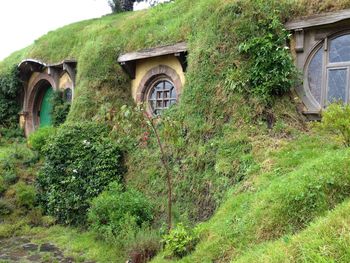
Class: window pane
329,34,350,63
170,87,177,99
150,90,156,99
165,81,172,90
148,80,177,116
327,68,347,103
308,47,323,104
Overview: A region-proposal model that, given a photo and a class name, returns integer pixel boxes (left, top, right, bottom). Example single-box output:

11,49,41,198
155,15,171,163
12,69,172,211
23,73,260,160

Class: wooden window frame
305,30,350,109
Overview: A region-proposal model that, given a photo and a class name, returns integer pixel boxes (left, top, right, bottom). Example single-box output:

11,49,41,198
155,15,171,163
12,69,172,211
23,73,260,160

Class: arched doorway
32,80,54,129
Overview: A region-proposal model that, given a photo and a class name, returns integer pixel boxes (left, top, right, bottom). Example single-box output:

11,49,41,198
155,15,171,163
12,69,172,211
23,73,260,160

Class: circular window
147,80,177,116
306,32,350,108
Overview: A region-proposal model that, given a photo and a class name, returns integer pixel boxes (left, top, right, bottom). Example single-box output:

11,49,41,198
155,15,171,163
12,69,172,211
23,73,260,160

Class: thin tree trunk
146,115,172,232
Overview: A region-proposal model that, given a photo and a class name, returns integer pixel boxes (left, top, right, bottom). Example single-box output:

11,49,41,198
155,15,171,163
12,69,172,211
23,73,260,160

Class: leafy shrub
315,103,350,147
227,4,297,105
88,182,154,239
163,223,199,258
0,177,5,195
28,126,56,152
37,122,125,225
0,198,13,215
2,168,18,186
11,181,36,209
0,65,22,129
0,168,17,195
51,90,71,127
0,126,24,141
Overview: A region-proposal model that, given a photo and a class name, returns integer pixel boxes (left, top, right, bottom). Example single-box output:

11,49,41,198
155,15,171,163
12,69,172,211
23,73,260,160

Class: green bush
2,168,18,186
0,177,5,195
0,65,22,129
163,223,199,258
316,103,350,147
37,122,125,225
28,126,56,152
51,90,71,127
228,1,298,105
0,126,24,141
0,169,17,195
0,199,13,216
11,181,36,209
88,182,154,239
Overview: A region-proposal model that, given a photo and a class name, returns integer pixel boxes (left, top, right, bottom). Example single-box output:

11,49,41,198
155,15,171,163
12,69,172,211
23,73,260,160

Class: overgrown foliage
28,126,56,153
315,103,350,147
51,90,71,127
232,7,298,104
88,182,154,240
37,122,125,225
0,65,22,132
163,223,199,258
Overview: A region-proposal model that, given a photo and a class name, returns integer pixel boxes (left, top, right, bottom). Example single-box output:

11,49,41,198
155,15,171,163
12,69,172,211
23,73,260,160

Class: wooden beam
118,42,187,63
285,9,350,30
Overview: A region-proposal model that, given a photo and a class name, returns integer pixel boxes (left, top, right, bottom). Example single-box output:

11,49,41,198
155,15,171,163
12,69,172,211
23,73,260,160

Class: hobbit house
118,42,187,116
287,9,350,119
18,59,76,136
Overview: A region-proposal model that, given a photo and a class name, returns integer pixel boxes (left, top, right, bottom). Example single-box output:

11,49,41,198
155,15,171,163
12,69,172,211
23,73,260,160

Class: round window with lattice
147,79,177,116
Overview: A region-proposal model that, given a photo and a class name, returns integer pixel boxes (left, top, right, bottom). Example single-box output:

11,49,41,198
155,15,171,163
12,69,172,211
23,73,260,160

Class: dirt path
0,237,92,263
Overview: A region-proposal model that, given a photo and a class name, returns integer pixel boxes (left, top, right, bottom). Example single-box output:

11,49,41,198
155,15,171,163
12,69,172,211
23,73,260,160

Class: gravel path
0,237,91,263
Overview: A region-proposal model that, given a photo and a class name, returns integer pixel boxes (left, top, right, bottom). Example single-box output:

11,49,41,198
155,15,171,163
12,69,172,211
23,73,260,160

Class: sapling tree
109,105,182,231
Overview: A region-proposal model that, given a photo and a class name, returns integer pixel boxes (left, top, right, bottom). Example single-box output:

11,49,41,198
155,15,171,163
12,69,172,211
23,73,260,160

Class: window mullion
322,38,329,107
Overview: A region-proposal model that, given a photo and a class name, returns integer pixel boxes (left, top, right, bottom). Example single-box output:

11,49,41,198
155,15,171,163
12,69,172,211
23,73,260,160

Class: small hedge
163,223,199,258
88,182,154,240
37,122,125,225
27,126,56,153
315,103,350,147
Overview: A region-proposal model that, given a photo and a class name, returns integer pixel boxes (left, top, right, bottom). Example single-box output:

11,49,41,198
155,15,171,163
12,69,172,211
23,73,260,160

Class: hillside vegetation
1,0,350,262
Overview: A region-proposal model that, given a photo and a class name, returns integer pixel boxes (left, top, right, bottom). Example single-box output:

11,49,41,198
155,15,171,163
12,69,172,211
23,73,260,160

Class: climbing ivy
0,65,22,129
51,90,71,127
225,1,298,106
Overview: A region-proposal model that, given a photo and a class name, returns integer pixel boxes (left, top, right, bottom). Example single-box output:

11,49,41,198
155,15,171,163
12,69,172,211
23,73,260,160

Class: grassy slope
152,135,350,262
234,199,350,262
2,0,350,262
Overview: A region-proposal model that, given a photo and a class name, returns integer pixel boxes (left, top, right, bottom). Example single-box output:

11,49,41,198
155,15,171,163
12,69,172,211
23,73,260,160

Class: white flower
83,140,91,146
284,46,290,50
73,169,78,174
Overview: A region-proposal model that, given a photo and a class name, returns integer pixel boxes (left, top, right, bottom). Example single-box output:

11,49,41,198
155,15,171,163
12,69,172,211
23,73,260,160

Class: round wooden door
39,87,53,127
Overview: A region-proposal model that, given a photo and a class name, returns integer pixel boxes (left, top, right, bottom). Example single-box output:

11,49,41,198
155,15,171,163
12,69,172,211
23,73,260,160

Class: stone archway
25,74,56,135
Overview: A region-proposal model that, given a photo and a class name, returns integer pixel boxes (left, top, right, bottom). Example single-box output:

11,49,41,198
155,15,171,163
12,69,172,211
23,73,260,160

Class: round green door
39,87,53,127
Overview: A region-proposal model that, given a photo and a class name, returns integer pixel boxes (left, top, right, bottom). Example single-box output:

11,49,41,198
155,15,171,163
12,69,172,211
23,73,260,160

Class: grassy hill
1,0,350,262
